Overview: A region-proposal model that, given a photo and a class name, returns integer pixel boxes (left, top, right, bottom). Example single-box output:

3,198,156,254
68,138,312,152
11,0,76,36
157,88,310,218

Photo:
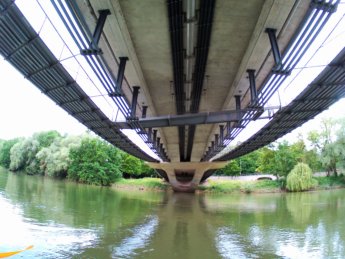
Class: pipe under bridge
0,0,344,192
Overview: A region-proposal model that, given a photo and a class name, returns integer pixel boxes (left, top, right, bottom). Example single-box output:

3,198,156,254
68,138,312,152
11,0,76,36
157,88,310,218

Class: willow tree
286,163,316,192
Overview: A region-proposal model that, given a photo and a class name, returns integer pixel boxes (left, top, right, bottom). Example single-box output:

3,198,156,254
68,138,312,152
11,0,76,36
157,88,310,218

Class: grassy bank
198,179,282,193
112,176,345,194
112,178,169,191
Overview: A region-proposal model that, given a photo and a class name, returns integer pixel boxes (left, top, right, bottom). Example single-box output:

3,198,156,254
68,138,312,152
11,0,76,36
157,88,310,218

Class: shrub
120,152,157,178
68,137,122,186
286,163,317,192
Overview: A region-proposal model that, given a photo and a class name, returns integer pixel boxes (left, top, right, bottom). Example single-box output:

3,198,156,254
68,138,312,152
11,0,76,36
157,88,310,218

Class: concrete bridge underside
73,0,310,162
0,0,343,192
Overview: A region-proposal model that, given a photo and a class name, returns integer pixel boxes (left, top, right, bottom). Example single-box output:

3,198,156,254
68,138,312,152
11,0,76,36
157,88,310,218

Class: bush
0,139,20,168
286,163,317,192
120,152,156,178
68,137,122,186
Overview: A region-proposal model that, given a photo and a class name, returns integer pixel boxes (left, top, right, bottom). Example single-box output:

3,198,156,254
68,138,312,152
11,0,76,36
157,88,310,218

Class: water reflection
1,170,345,258
113,216,158,258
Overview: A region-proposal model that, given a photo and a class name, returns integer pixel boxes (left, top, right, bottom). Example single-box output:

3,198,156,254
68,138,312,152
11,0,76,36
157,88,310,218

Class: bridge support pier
147,162,227,192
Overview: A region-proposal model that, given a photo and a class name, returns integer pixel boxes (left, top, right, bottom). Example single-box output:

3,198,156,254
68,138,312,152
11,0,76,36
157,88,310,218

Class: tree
303,149,323,172
68,137,122,186
286,162,316,192
9,131,60,174
120,153,143,177
34,130,60,148
333,118,345,171
274,141,299,177
257,146,276,174
215,160,241,176
36,135,82,177
308,118,339,176
120,152,156,178
236,150,260,174
0,138,20,168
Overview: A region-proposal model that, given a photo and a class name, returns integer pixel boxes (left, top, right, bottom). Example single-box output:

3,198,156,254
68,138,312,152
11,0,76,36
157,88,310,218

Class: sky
0,0,345,158
0,59,87,139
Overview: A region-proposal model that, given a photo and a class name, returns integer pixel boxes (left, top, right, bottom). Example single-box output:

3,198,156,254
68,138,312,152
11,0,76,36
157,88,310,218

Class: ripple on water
0,195,99,258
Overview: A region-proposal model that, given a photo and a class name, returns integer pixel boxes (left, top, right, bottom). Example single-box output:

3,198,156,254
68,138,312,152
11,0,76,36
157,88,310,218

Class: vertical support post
265,28,282,68
211,141,215,151
235,95,241,123
153,130,157,148
160,143,164,154
116,57,128,93
247,69,257,104
148,128,152,142
219,125,224,145
226,121,231,138
131,86,140,118
215,134,219,147
157,137,161,151
235,95,241,110
142,106,148,118
92,10,111,48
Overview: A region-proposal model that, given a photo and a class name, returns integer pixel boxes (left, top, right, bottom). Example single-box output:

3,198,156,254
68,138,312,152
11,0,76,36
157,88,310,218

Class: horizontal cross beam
116,108,266,129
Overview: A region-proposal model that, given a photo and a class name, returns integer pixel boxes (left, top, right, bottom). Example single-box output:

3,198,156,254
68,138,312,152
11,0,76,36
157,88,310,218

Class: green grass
113,178,168,190
315,176,345,189
199,179,281,193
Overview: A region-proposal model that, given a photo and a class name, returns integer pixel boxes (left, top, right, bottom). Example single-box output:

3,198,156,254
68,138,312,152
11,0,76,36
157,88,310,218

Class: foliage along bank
0,131,156,186
216,117,345,179
1,116,345,190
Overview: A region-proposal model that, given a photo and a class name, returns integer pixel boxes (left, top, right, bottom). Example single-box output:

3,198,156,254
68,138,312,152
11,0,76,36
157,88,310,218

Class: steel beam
115,57,128,94
142,106,148,118
247,69,257,104
116,109,249,128
226,121,231,139
219,125,224,145
265,28,282,68
93,10,111,46
153,130,157,148
130,86,140,118
214,134,219,147
157,137,161,151
147,128,152,142
81,9,110,55
235,95,241,110
235,95,241,122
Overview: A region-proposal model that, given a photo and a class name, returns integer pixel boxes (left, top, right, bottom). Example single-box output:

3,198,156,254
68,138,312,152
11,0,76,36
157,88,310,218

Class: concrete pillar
147,162,227,192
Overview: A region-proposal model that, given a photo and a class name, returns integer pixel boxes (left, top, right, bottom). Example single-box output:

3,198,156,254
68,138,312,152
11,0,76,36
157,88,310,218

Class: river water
1,168,345,259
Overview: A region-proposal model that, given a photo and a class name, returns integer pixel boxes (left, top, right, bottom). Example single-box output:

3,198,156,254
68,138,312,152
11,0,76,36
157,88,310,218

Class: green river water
1,168,345,258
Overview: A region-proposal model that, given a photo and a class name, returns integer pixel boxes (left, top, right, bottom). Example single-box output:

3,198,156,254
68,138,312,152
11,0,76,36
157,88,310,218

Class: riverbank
112,175,345,194
112,178,170,191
